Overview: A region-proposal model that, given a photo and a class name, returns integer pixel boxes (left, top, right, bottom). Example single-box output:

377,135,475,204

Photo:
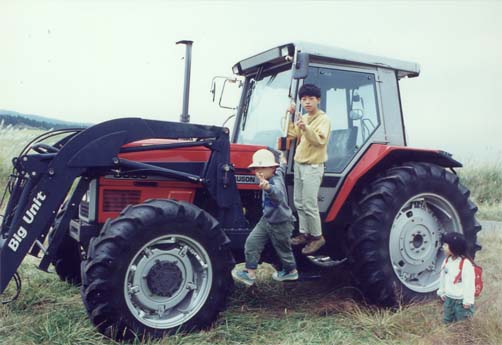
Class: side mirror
210,80,217,102
349,110,364,120
210,76,243,110
293,52,309,79
350,90,365,120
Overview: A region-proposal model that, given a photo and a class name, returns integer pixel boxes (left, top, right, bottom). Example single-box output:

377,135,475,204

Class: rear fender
325,144,462,222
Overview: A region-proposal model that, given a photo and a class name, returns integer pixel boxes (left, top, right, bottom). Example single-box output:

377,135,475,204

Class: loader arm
0,118,238,293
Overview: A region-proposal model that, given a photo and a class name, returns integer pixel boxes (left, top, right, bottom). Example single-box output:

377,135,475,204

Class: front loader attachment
0,118,239,293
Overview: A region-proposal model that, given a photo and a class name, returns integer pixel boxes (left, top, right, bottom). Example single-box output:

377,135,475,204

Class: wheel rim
124,234,213,329
389,193,462,293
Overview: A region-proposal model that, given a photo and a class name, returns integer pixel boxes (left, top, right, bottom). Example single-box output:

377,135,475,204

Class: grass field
459,162,502,221
0,127,501,344
1,231,501,345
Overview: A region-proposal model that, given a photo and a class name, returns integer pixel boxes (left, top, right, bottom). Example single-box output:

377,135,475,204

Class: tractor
0,41,481,340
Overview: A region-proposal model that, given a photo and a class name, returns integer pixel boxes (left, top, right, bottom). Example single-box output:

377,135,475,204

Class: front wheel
49,204,82,285
348,162,481,306
81,199,234,340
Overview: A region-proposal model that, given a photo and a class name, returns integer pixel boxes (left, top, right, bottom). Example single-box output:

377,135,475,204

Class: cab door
287,65,384,216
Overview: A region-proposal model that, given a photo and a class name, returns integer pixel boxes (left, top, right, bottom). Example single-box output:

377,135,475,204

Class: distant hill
0,109,92,130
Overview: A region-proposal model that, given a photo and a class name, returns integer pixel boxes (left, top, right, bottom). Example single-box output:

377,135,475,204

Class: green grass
0,127,501,344
1,231,501,345
459,162,502,221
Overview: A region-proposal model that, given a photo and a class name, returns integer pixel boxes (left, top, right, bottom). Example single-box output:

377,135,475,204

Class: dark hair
299,83,321,99
442,232,468,257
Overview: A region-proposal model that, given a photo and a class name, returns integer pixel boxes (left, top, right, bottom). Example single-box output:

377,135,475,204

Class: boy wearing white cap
232,149,298,286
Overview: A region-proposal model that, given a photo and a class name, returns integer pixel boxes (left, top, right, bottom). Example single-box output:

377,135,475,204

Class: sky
1,0,501,162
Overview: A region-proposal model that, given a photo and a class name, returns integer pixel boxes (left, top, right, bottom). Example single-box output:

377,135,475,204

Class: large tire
49,206,82,285
348,162,481,306
81,199,234,341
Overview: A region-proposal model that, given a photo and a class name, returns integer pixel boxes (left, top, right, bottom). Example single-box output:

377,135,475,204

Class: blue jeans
443,296,474,323
244,217,296,272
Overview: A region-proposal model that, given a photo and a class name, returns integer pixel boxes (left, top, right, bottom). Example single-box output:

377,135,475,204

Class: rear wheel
81,199,234,340
348,162,481,306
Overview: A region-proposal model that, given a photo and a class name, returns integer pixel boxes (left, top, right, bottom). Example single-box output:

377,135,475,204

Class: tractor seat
325,127,358,172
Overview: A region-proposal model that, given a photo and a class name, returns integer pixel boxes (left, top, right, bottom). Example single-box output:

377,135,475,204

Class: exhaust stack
176,40,193,123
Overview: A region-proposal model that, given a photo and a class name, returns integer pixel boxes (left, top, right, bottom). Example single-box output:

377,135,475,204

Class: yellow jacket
287,110,331,164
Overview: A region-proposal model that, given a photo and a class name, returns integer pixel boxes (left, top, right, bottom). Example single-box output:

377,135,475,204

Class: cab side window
305,67,380,173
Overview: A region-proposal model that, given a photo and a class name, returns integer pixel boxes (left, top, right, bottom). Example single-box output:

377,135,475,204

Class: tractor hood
120,139,263,174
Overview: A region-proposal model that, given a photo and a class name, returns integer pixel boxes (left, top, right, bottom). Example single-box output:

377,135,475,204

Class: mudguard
325,144,462,222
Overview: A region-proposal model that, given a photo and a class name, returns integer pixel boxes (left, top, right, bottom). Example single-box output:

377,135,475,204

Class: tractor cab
228,42,419,170
219,42,421,216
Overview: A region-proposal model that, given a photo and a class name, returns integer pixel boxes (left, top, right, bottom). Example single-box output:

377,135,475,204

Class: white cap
248,149,279,168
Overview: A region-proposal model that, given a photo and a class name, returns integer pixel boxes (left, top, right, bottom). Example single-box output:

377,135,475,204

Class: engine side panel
96,177,199,223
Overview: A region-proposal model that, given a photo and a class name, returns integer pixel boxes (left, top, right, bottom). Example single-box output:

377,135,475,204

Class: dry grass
0,127,501,344
0,231,500,345
0,125,44,188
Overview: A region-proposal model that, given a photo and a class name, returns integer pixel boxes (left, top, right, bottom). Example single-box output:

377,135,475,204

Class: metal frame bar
119,139,215,153
0,118,241,293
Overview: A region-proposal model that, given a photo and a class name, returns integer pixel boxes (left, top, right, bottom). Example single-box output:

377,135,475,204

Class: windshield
236,69,291,147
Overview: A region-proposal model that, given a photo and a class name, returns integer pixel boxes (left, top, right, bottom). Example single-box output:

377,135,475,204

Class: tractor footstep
289,272,321,282
306,255,347,268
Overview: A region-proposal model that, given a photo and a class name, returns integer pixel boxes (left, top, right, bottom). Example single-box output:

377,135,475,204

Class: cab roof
233,41,420,79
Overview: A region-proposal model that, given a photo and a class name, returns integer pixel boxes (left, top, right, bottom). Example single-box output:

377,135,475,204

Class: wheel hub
393,207,439,272
412,233,424,248
124,235,213,329
146,261,183,297
389,193,462,293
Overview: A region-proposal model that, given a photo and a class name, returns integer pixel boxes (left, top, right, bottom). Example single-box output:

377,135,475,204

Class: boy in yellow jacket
286,84,331,255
